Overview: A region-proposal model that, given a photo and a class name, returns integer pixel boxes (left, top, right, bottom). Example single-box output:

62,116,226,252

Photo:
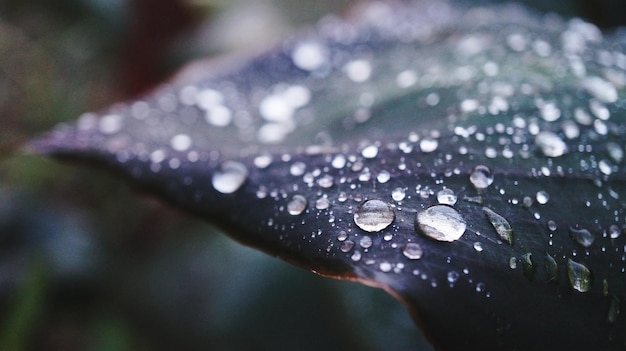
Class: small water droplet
212,161,248,194
483,207,514,245
354,200,395,232
535,131,567,157
340,240,355,253
569,227,595,247
416,205,466,242
391,188,406,202
351,250,362,261
253,154,273,169
379,262,392,272
470,165,494,190
547,220,558,231
403,243,424,260
473,242,483,252
377,170,391,183
331,154,347,169
420,139,439,153
287,195,308,215
359,236,373,249
290,162,306,176
337,231,348,241
476,282,485,293
509,257,518,269
317,174,334,188
521,253,536,281
361,144,379,159
609,224,621,239
447,271,460,284
536,191,549,204
437,188,458,205
545,253,558,283
567,259,591,293
315,197,330,210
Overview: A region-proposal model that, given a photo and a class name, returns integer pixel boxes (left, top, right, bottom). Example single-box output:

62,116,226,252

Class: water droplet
509,257,518,269
377,170,391,183
420,138,439,153
340,240,355,253
354,200,395,232
416,205,466,242
521,253,536,281
253,154,273,169
317,174,334,188
290,162,306,176
351,250,362,262
391,187,406,202
98,114,123,134
473,242,483,252
567,259,591,292
437,188,458,205
536,191,549,204
545,253,558,283
598,159,612,175
535,131,567,157
292,41,326,71
331,154,347,169
315,197,330,210
603,278,609,296
359,236,373,249
287,195,308,215
337,231,348,241
581,76,618,103
212,161,248,194
609,224,621,239
361,145,379,159
470,165,494,190
608,296,620,323
476,282,485,293
403,243,424,260
547,220,557,231
379,262,392,272
171,134,192,152
344,59,372,82
447,271,460,284
483,207,514,245
569,227,595,247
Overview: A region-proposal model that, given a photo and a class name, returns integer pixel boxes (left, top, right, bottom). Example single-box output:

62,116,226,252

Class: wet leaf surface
30,1,626,350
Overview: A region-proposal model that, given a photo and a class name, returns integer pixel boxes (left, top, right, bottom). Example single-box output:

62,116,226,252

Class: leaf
29,1,626,350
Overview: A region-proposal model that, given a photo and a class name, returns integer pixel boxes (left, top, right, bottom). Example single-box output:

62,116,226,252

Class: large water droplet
437,188,458,205
569,227,595,247
535,131,567,157
469,165,494,190
416,205,466,242
483,207,514,245
212,161,248,194
353,200,395,232
567,259,591,292
287,195,308,215
403,243,424,260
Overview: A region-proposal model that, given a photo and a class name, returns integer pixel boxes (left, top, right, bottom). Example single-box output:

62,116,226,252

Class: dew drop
353,200,395,232
469,165,494,189
547,220,558,231
483,207,514,245
437,188,458,205
567,259,592,293
287,195,308,215
509,257,518,269
535,131,567,157
331,154,347,169
379,262,392,272
317,174,334,188
337,231,348,241
536,191,549,204
609,224,621,239
545,253,558,283
416,205,466,242
403,243,424,260
569,227,595,247
212,161,248,194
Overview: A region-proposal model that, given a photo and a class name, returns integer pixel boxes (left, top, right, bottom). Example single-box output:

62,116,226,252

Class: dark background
0,1,625,350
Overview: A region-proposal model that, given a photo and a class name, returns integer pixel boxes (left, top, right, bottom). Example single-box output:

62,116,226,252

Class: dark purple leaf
30,1,626,350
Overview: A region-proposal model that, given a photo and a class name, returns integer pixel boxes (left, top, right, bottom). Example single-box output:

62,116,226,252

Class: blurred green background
0,1,625,350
